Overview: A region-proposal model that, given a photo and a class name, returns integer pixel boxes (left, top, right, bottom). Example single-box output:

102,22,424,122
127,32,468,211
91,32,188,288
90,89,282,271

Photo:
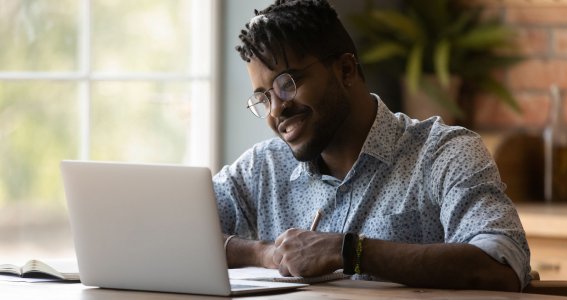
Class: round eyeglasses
246,73,297,118
245,54,347,118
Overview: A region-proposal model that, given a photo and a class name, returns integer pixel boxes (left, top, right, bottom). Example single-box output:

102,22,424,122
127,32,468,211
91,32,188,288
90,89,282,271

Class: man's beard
287,77,350,162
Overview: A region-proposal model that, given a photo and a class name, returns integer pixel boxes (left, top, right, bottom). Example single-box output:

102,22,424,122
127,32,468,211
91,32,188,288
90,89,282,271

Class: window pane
91,0,192,73
90,81,192,163
0,81,79,258
0,0,78,71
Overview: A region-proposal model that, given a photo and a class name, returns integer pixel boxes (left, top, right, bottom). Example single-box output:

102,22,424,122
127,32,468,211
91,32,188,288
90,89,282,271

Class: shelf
516,204,567,238
470,0,567,7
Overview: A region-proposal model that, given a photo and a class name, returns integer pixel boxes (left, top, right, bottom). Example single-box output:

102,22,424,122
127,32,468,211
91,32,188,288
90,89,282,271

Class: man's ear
337,53,357,88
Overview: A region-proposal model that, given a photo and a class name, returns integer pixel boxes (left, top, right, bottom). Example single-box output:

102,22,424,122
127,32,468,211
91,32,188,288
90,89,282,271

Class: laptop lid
60,160,306,296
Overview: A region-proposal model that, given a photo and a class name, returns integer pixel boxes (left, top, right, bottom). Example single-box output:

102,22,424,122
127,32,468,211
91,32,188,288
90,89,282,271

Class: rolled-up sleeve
430,130,531,288
469,233,531,288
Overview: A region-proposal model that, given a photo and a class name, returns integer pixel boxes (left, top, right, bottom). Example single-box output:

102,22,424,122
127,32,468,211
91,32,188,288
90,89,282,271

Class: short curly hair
235,0,361,73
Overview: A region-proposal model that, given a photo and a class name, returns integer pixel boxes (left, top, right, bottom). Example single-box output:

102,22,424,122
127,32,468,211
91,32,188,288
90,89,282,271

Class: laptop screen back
61,161,232,295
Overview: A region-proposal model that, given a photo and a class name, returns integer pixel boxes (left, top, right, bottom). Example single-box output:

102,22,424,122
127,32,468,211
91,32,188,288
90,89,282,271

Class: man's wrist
342,233,367,275
226,236,266,268
254,239,275,268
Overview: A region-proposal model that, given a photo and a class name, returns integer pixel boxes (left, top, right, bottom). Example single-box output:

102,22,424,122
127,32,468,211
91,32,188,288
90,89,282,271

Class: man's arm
272,229,521,292
361,237,521,291
224,235,278,269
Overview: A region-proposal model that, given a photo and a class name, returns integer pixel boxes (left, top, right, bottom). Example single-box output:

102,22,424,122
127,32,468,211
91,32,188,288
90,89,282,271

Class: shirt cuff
468,233,531,289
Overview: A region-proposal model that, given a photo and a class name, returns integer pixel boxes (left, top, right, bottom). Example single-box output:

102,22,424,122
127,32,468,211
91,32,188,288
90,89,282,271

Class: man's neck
319,93,377,180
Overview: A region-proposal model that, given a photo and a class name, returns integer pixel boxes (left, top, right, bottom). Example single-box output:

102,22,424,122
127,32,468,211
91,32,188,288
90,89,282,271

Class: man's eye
282,80,294,90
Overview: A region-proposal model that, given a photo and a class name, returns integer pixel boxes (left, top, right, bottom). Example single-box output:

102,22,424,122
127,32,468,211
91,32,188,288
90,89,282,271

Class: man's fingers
274,227,300,247
278,258,291,276
272,247,283,266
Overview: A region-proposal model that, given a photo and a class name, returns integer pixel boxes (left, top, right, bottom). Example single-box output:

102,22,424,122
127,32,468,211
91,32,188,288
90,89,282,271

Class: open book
0,259,79,281
229,267,348,284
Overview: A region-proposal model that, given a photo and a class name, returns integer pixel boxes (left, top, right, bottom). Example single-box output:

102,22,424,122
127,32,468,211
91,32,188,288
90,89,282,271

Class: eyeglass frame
245,53,344,118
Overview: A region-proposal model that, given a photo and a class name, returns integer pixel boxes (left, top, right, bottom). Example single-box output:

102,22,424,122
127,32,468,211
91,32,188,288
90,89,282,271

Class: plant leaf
368,10,423,42
454,25,515,50
478,77,522,113
409,0,449,34
361,42,408,63
444,8,479,37
434,39,451,88
460,55,524,77
420,79,464,118
406,45,424,94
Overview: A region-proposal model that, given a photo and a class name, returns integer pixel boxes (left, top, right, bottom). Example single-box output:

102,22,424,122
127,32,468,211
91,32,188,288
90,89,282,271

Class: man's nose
269,91,287,118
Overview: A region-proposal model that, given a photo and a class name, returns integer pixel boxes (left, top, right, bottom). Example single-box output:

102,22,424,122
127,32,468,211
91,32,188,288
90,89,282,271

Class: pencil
309,209,323,231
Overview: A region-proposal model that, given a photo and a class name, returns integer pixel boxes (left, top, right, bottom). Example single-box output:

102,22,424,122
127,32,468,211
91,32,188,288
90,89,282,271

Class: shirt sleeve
469,233,532,289
212,147,261,239
429,128,532,288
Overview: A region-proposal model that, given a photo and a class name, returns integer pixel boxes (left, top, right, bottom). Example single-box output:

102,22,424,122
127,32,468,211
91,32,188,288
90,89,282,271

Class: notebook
0,259,79,282
60,160,307,296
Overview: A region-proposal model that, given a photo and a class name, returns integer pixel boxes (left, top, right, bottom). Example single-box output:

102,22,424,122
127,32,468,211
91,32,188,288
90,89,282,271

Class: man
213,0,530,291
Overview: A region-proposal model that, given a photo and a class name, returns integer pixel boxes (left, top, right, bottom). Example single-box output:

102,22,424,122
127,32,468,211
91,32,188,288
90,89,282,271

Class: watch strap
341,232,358,275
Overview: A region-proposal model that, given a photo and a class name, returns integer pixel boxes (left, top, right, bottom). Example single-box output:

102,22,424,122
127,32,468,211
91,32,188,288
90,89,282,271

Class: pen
309,209,323,231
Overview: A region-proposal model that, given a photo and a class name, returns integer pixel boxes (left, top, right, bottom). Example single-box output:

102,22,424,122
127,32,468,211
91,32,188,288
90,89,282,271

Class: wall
219,0,392,166
219,1,567,166
220,0,274,167
472,0,567,130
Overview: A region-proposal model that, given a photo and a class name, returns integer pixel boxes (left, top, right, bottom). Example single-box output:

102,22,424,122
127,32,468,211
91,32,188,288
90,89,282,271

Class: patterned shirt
213,94,531,287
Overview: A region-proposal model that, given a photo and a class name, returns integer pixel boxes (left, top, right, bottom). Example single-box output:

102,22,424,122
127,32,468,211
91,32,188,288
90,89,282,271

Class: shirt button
339,185,348,192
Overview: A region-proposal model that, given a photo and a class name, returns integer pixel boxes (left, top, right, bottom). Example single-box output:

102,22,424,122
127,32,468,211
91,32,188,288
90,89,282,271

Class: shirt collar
290,93,400,181
290,162,307,181
359,93,399,166
290,158,321,181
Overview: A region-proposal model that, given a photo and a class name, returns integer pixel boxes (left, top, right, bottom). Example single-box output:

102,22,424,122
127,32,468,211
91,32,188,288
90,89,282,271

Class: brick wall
472,0,567,130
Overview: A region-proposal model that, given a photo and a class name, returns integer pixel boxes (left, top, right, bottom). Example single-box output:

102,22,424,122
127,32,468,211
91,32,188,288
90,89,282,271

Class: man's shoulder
215,137,296,181
402,116,481,146
429,120,483,149
247,137,293,158
238,137,295,165
384,115,487,166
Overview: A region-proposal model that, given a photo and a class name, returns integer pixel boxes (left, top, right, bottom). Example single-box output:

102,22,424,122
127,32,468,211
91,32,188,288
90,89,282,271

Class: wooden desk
517,204,567,280
1,279,565,300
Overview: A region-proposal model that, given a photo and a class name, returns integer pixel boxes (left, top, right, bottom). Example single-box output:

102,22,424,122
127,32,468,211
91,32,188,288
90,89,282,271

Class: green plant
351,0,523,118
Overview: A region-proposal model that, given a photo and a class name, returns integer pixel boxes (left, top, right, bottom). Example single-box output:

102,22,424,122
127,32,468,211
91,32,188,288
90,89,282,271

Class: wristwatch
341,232,358,275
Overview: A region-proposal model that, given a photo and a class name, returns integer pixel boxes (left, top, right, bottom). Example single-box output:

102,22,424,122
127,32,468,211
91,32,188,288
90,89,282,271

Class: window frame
0,0,220,170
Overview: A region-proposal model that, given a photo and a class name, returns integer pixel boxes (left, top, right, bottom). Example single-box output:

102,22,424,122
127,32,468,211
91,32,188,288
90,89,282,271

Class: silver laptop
60,160,307,296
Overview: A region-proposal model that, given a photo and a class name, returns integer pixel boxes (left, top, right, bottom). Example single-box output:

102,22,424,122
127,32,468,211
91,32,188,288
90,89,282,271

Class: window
0,0,218,260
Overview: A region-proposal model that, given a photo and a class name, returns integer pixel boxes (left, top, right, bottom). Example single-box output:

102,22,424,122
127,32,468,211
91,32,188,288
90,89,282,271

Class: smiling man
213,0,531,291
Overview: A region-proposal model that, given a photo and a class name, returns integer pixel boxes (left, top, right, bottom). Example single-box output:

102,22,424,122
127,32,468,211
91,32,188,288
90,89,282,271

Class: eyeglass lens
247,73,297,118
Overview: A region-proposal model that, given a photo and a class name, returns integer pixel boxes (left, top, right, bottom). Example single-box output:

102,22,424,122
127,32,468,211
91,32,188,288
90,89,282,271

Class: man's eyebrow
253,86,267,93
283,67,302,75
252,69,291,93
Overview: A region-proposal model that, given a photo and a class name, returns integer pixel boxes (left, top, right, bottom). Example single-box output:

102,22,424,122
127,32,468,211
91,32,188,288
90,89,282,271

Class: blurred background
1,0,566,279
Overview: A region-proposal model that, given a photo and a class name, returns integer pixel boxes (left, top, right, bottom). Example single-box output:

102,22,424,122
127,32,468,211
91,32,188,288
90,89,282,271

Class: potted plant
351,0,523,123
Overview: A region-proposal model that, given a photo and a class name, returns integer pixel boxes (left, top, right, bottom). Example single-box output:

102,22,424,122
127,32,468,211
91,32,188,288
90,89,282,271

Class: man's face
246,53,350,161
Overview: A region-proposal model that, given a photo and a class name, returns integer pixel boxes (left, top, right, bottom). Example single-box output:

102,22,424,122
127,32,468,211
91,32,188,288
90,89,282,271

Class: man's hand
273,228,343,277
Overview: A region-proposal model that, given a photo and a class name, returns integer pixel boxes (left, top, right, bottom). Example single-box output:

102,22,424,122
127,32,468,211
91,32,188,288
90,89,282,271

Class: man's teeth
285,122,299,133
